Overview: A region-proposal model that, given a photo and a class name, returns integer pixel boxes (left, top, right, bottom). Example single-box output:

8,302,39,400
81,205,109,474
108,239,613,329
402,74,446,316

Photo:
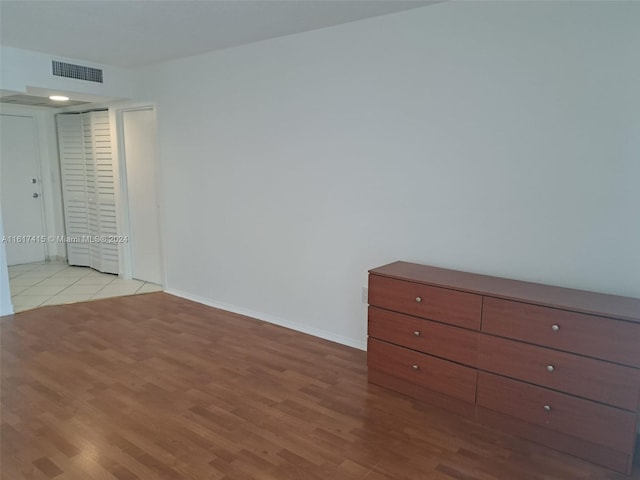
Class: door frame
0,104,67,262
112,104,166,285
0,112,49,264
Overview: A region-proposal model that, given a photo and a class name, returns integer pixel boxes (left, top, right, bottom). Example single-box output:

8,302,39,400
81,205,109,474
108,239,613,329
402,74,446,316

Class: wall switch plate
361,287,368,303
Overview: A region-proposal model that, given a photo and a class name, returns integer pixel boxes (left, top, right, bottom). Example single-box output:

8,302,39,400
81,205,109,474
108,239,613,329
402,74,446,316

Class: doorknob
33,193,39,198
31,178,37,184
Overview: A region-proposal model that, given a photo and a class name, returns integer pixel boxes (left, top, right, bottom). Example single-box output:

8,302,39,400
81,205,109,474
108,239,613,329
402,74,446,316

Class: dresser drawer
369,307,478,367
369,275,482,330
482,297,640,368
368,338,477,403
477,372,637,453
478,335,640,411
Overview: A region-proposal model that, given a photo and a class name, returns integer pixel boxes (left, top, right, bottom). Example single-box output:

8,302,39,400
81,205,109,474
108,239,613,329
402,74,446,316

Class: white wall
134,1,640,348
0,210,13,316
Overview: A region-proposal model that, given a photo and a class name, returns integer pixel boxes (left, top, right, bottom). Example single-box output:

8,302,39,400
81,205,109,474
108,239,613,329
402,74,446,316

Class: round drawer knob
543,405,552,412
415,296,422,303
411,364,419,370
551,324,560,332
546,365,555,372
413,331,421,337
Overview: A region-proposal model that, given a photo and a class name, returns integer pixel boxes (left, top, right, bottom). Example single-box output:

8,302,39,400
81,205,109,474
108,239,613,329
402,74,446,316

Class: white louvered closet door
57,111,119,274
57,114,90,267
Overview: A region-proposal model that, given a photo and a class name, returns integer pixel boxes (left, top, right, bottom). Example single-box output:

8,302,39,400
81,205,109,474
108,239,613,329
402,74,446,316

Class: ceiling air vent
52,60,103,83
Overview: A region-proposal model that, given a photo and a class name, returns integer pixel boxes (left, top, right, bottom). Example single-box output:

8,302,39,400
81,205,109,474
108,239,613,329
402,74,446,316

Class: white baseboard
165,288,366,351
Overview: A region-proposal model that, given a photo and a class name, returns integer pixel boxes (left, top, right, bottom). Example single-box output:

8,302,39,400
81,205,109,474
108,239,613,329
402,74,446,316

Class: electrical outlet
361,287,368,303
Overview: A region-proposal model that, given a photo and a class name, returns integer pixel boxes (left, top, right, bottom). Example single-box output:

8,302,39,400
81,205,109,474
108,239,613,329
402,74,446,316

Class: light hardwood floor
1,293,637,479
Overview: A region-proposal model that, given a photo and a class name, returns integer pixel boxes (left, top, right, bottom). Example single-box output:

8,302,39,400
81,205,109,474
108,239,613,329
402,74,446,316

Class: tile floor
7,261,163,313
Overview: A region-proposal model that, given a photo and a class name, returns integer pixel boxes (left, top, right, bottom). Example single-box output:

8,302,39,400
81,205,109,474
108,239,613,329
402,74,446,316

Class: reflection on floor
8,261,163,313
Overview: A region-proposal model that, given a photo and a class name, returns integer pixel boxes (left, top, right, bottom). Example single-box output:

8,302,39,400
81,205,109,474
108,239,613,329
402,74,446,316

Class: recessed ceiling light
49,95,70,101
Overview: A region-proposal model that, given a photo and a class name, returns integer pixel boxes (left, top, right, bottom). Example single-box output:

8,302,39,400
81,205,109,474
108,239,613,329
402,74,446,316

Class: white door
56,113,90,266
0,114,46,265
122,108,163,284
57,111,119,273
83,111,119,274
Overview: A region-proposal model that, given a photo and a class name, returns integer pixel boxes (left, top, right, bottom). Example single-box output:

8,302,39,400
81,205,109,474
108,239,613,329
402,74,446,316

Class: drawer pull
415,296,422,303
543,405,552,412
413,330,421,337
546,365,555,372
551,324,560,332
411,364,420,370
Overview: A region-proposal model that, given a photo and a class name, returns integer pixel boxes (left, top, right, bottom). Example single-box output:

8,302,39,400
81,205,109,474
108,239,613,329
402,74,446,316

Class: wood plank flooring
1,292,637,479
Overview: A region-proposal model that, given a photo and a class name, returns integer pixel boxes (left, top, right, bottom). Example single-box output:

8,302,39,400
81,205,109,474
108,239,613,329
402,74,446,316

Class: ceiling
0,0,436,68
0,94,90,108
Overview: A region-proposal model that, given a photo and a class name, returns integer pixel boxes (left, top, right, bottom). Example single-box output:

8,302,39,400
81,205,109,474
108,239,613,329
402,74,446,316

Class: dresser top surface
369,261,640,323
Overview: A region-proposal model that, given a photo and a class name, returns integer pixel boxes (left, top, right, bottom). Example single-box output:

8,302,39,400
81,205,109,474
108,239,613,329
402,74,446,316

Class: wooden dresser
367,261,640,474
